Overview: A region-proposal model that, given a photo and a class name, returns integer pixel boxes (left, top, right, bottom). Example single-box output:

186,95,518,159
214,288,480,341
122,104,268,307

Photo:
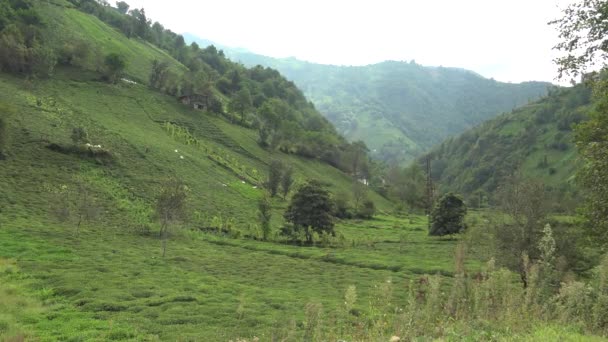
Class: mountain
183,34,552,163
420,84,591,209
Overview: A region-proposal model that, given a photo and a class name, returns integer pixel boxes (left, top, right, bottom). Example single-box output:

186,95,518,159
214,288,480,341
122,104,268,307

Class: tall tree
553,0,608,245
266,159,284,197
258,193,272,241
280,166,294,199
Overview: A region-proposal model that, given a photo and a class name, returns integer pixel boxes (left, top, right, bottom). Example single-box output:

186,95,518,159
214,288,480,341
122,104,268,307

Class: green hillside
422,84,591,207
185,36,551,163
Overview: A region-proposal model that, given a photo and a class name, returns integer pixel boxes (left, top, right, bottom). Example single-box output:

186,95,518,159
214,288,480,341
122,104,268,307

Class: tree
551,0,608,81
266,159,284,197
258,193,272,240
149,59,170,89
0,102,14,159
352,181,367,211
116,1,129,14
103,53,126,83
71,127,89,145
429,193,467,236
155,179,188,257
357,199,376,219
74,181,101,236
553,2,608,246
280,166,294,198
576,98,608,244
229,87,253,123
334,191,353,219
284,180,335,244
494,177,547,287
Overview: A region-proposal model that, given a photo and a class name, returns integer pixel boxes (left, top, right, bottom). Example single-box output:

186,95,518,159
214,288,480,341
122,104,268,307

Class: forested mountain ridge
184,34,552,163
422,84,591,208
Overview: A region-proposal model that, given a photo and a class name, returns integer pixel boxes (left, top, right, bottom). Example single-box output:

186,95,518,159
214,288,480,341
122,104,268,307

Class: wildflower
180,155,184,159
174,149,178,153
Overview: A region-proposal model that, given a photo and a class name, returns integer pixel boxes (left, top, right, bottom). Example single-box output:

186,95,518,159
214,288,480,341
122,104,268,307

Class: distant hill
420,84,591,209
184,34,552,163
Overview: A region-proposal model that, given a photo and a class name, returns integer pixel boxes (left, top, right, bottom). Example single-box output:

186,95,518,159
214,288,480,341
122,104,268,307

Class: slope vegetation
188,36,551,163
423,84,591,207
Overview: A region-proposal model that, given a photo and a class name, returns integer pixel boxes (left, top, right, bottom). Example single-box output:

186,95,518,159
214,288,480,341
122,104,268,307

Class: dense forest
189,37,551,164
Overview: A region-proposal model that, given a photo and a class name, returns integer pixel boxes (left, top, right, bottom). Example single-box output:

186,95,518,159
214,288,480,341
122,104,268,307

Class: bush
103,53,126,83
356,199,376,219
70,127,89,145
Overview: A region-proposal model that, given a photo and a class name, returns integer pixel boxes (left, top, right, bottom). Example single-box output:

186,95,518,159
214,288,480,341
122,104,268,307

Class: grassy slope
45,1,187,83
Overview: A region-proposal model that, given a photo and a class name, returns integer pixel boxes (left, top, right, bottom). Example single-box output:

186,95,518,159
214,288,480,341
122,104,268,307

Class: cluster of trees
0,0,55,76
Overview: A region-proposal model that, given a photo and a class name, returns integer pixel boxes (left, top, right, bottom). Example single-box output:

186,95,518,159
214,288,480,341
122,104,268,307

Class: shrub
103,53,126,83
356,199,376,219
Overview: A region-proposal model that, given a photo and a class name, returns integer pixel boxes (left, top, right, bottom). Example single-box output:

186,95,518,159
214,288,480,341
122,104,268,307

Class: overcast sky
126,0,574,84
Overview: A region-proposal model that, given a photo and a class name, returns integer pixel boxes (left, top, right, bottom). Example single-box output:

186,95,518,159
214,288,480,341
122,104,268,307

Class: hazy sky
126,0,574,84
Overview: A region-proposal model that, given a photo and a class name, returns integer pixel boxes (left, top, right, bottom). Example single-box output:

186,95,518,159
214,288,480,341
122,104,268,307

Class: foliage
0,102,13,157
284,181,335,243
356,199,376,219
429,193,467,236
103,53,126,83
576,84,608,245
551,0,608,80
70,127,89,145
156,178,188,257
257,193,272,241
334,191,354,219
280,165,294,198
266,159,284,197
218,47,550,164
552,0,608,245
422,84,591,201
229,87,253,123
385,163,426,209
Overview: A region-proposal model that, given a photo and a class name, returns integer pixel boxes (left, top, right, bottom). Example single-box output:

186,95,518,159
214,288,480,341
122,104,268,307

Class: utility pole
425,156,434,231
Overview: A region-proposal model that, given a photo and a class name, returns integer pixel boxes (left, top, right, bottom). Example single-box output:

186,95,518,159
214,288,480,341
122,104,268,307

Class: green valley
0,0,608,341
